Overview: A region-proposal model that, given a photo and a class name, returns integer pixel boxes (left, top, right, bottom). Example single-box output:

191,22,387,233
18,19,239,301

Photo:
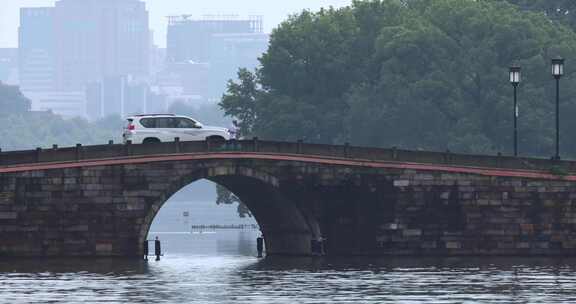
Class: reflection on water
1,231,576,303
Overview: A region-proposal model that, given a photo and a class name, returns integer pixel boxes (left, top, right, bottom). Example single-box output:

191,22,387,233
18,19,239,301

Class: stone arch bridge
1,139,576,257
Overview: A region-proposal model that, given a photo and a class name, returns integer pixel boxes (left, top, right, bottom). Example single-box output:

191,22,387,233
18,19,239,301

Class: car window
155,118,173,128
174,118,197,128
140,118,155,128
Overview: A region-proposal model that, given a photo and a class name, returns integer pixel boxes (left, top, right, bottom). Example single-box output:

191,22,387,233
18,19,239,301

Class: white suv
123,114,231,144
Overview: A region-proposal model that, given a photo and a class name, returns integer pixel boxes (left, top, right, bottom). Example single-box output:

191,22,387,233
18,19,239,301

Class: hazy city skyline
0,0,352,48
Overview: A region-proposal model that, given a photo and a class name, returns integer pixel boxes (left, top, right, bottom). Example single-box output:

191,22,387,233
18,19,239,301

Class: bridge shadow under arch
139,165,322,256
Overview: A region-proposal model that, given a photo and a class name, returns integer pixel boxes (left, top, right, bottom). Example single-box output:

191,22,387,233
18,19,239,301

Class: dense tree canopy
221,0,576,158
0,112,123,151
0,81,122,151
0,82,31,114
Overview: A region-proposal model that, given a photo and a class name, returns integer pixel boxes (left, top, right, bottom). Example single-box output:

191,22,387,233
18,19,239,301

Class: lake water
2,194,576,303
2,230,576,303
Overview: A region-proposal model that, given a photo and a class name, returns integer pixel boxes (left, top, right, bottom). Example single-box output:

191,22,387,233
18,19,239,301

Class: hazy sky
0,0,352,48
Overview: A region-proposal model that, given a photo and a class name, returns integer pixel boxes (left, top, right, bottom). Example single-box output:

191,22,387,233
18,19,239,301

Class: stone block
415,174,434,181
403,229,422,237
421,241,437,249
93,197,113,204
445,242,461,249
381,223,399,230
376,236,389,243
498,242,515,249
477,199,491,206
126,202,146,211
459,186,475,192
65,225,89,232
83,191,101,197
95,243,113,253
393,180,410,187
562,241,576,249
63,178,78,184
489,200,503,206
0,212,18,220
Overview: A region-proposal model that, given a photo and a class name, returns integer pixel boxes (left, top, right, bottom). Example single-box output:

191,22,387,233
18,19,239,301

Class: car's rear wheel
143,137,161,144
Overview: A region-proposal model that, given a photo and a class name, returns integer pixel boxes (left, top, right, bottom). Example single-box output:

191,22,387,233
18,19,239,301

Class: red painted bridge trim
0,152,573,181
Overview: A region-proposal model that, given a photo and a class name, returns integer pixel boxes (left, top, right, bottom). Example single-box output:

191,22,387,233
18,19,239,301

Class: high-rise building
166,15,263,63
54,0,150,91
164,15,268,100
86,76,150,118
18,0,151,119
209,32,269,96
18,8,56,92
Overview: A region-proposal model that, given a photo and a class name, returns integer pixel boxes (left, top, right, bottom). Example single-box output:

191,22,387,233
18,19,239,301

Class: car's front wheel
143,137,161,144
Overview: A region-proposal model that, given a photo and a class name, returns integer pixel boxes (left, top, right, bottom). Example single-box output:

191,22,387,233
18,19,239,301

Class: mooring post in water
319,237,326,256
311,236,325,256
310,238,318,256
154,236,162,261
143,240,149,260
256,235,264,258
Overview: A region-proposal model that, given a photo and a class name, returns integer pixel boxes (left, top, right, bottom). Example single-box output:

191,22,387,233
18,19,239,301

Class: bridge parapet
0,140,575,174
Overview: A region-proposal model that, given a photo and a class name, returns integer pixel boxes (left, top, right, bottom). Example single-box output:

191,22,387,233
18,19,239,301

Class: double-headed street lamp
509,66,521,156
551,57,564,160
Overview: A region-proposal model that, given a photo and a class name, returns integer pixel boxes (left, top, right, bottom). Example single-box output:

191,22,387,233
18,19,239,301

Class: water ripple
2,256,576,303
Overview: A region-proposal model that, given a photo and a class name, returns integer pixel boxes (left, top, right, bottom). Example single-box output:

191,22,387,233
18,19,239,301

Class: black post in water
319,237,326,256
143,240,149,260
310,239,319,256
154,236,161,261
256,235,264,258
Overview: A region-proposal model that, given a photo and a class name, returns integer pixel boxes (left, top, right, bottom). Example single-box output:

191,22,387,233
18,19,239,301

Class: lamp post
509,66,521,156
552,57,564,160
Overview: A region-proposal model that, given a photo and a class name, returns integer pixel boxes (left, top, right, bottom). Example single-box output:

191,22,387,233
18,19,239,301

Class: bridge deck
0,140,574,180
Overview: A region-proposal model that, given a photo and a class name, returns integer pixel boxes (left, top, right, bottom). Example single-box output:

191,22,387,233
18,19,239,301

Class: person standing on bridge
229,120,240,140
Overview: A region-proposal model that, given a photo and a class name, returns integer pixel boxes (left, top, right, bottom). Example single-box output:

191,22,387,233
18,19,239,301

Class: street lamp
552,57,564,160
509,66,521,156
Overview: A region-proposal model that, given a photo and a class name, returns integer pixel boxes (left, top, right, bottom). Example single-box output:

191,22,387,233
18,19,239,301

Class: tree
219,68,262,137
0,82,31,114
221,0,576,158
215,184,252,218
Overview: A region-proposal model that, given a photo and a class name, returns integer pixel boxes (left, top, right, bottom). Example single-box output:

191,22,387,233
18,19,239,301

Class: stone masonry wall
294,166,576,256
1,156,576,257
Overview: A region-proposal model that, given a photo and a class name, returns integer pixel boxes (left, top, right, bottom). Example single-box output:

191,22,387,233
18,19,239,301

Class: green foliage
220,0,576,158
0,82,123,151
215,184,252,218
0,112,123,151
0,82,31,114
220,68,261,137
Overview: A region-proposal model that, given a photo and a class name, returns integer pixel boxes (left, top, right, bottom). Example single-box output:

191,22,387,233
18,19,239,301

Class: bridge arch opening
139,165,321,256
146,179,258,255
